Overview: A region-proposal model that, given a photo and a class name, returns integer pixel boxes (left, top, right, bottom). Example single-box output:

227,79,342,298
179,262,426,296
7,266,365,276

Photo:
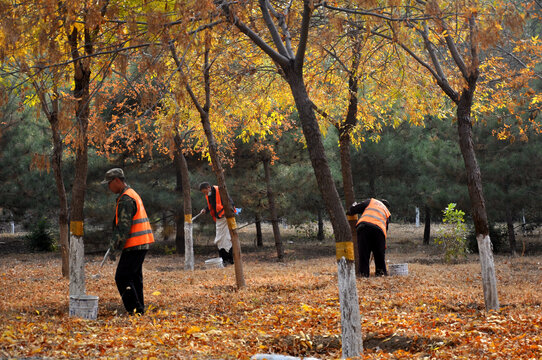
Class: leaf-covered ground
1,224,541,359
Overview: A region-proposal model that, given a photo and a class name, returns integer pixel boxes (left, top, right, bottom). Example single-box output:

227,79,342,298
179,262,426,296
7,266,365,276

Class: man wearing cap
348,198,391,277
102,168,154,315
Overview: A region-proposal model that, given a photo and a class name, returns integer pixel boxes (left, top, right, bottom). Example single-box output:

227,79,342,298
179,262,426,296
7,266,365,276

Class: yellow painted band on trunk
347,215,358,221
227,217,237,230
336,241,355,261
184,214,192,223
70,221,84,236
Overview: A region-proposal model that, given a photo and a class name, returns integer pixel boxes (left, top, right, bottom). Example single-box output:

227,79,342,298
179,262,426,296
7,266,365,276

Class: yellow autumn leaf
186,326,201,335
151,291,161,296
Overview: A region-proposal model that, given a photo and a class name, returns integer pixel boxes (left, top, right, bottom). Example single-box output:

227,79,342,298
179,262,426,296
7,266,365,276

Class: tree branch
438,17,469,80
295,0,312,72
259,0,290,58
169,41,206,117
266,0,296,59
216,0,289,68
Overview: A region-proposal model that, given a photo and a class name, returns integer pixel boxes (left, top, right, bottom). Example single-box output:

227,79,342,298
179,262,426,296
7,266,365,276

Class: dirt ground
0,223,541,359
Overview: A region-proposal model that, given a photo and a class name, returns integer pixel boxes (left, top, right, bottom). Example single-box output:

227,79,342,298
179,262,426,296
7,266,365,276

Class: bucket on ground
204,257,224,269
388,263,408,276
69,295,99,320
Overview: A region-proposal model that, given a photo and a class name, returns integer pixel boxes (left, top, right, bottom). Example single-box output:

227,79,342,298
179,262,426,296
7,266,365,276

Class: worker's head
380,199,390,210
101,168,126,194
199,182,211,196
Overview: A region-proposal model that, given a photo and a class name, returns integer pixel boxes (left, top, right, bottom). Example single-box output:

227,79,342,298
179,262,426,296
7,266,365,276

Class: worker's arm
110,195,137,252
347,199,371,215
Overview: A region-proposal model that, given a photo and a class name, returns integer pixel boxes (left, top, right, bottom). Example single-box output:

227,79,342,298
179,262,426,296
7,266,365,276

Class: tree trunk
457,94,499,311
173,142,185,255
337,40,361,275
317,208,324,241
254,213,263,247
423,205,431,245
68,26,91,296
505,206,517,256
286,71,362,356
174,133,193,270
339,132,360,275
39,92,69,278
262,157,283,259
200,110,245,287
52,134,69,278
175,213,185,255
255,214,263,247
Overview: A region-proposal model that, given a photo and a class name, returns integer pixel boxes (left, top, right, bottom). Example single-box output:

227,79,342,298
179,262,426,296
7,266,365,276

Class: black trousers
115,249,147,314
357,225,387,277
218,247,234,265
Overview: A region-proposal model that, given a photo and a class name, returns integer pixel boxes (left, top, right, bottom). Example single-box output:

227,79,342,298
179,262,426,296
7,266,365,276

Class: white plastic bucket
69,295,99,320
388,263,408,276
204,257,224,269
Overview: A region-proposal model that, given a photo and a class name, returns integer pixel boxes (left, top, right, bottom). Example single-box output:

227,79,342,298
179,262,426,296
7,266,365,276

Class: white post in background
522,209,526,225
415,207,420,227
10,221,14,234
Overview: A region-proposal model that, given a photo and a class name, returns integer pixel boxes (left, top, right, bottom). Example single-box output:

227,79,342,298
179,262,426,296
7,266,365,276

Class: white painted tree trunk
69,236,85,296
477,234,499,310
415,207,420,227
337,258,363,357
184,222,194,271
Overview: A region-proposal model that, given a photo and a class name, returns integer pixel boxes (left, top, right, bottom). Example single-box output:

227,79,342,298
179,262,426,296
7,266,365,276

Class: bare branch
169,40,206,116
259,0,290,58
266,0,296,58
295,0,312,71
438,16,469,80
216,0,289,68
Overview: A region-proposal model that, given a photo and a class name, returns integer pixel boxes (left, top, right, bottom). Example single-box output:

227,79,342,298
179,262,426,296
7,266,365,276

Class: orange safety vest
356,198,391,238
116,188,155,249
205,185,237,222
205,186,224,222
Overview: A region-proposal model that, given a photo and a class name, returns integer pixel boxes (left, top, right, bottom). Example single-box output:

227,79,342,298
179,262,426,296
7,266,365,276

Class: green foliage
26,218,56,252
435,203,468,262
467,223,509,254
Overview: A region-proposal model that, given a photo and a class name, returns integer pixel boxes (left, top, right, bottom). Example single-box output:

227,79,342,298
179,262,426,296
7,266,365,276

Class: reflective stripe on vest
356,198,391,237
116,188,155,249
205,185,224,222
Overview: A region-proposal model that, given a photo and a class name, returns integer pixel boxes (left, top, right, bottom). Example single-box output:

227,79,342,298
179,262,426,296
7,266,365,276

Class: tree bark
336,35,361,275
263,157,283,260
423,205,431,245
170,39,245,285
339,132,360,275
68,25,91,295
505,206,517,256
35,85,70,278
217,1,362,353
317,208,324,241
51,118,70,278
457,93,499,311
174,132,194,269
286,71,362,357
201,110,245,287
255,214,263,247
173,143,185,255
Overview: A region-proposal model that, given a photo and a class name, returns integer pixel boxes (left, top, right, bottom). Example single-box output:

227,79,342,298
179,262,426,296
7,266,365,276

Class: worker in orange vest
348,198,391,277
102,168,154,315
198,182,236,265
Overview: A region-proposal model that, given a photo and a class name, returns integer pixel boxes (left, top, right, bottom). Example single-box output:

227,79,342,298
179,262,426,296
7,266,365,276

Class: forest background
0,0,541,359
